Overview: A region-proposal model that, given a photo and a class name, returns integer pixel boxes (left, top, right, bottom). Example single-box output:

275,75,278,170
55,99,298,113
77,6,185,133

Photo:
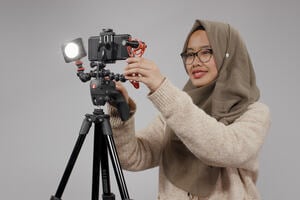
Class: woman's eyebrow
186,45,211,52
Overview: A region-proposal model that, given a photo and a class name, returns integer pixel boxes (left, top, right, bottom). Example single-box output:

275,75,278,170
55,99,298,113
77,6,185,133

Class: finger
126,57,141,64
115,83,124,92
125,62,151,71
115,83,129,101
125,62,140,70
126,58,153,70
124,68,149,77
125,74,142,83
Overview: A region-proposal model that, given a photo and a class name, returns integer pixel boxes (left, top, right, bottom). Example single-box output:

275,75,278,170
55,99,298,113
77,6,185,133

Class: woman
109,19,270,200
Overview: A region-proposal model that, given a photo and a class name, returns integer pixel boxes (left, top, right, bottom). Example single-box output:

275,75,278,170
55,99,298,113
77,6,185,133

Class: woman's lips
192,69,207,79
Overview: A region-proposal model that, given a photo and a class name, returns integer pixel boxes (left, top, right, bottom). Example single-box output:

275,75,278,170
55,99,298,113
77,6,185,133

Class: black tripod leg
93,123,115,200
102,118,131,200
51,117,92,200
92,123,102,200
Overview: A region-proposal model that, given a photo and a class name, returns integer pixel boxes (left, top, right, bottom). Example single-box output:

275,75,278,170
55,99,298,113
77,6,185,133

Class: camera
88,29,130,63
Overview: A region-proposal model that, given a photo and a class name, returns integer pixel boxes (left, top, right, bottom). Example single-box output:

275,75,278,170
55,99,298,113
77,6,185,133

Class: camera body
88,29,130,63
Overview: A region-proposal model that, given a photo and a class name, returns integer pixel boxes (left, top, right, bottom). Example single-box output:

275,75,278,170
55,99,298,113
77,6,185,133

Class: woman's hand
124,57,165,93
115,81,129,103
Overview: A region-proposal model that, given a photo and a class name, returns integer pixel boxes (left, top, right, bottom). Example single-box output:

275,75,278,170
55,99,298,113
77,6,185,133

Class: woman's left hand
124,57,165,93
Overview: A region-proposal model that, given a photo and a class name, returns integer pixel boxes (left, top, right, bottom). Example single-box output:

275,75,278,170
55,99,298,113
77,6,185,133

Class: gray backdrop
0,0,299,199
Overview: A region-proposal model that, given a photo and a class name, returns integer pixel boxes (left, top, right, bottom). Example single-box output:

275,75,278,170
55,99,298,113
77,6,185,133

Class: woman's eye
201,50,211,55
186,53,194,57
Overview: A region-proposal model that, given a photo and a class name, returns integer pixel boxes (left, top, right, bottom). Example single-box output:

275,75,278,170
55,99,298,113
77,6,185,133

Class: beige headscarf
162,20,260,197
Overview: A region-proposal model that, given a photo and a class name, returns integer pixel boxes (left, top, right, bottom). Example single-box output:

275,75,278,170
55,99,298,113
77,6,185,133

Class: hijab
162,19,260,197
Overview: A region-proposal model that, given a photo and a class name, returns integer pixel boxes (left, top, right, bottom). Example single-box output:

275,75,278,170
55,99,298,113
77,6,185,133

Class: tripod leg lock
79,116,93,135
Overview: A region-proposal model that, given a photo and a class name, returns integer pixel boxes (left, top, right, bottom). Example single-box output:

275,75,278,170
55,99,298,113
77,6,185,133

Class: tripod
50,108,132,200
50,61,133,200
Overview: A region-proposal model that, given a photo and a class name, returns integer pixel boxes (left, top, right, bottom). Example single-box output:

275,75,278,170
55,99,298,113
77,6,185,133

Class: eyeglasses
180,47,213,65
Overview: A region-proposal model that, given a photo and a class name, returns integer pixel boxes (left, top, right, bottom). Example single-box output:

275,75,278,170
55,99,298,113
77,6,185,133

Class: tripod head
75,60,130,121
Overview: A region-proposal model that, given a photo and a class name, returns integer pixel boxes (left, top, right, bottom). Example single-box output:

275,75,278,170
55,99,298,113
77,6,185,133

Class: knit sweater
109,79,271,200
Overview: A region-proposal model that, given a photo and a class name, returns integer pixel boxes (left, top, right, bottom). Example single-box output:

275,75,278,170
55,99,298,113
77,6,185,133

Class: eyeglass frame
180,46,213,65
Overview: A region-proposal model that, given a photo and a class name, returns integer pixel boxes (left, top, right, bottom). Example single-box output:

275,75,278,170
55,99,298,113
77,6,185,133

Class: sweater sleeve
148,79,271,168
108,102,166,171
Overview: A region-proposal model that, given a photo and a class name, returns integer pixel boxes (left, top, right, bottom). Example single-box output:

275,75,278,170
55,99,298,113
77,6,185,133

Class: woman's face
185,30,218,87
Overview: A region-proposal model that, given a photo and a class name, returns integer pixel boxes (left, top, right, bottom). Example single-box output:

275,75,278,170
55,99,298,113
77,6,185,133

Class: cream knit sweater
109,79,271,200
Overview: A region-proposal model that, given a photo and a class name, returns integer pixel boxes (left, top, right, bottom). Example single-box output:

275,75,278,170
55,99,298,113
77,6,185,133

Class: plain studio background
0,0,299,199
